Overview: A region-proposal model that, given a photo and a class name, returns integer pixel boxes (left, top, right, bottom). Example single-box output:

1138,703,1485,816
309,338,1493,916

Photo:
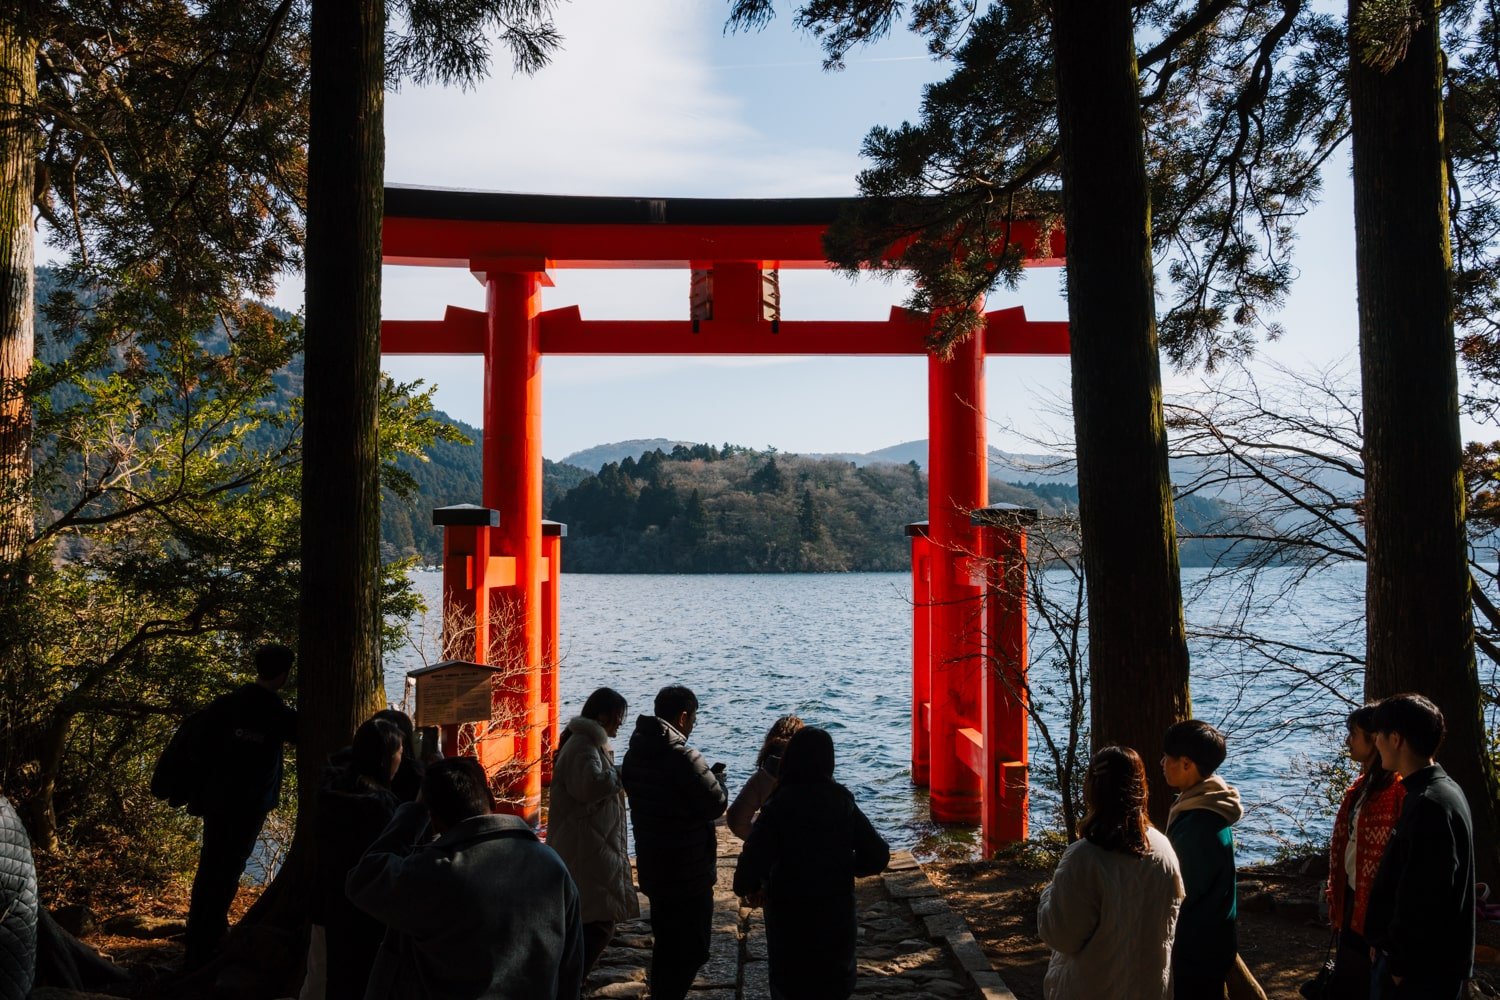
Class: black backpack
150,709,215,816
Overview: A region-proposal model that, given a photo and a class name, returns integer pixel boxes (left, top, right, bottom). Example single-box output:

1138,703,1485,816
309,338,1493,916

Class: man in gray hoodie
1161,720,1244,998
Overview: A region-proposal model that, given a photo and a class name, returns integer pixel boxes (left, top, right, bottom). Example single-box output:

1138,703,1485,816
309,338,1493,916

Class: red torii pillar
925,328,987,823
973,504,1036,852
480,265,546,821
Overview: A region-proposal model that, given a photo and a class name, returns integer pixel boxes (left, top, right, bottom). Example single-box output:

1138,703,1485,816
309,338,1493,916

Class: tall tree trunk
1349,0,1500,882
299,0,385,838
1051,0,1191,824
0,7,37,580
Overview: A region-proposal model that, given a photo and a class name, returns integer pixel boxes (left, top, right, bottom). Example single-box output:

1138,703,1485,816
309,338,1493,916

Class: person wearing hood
732,727,889,1000
620,685,727,1000
548,687,639,982
1161,720,1243,998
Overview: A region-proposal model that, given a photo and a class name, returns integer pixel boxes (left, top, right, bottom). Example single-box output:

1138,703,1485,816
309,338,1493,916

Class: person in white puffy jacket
1037,746,1185,1000
547,687,639,981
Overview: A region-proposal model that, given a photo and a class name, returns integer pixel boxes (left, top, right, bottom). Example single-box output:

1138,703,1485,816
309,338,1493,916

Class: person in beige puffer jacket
548,688,640,981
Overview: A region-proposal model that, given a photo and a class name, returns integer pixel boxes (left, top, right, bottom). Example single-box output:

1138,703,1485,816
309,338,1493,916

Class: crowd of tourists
0,642,1482,1000
1040,694,1475,1000
151,652,888,1000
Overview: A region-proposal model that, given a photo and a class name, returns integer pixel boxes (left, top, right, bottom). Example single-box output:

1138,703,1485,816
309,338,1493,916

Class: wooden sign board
410,661,499,727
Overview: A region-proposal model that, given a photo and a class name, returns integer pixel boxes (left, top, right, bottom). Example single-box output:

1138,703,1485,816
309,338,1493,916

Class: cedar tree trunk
1051,0,1191,824
299,0,385,835
1349,0,1500,882
0,8,36,578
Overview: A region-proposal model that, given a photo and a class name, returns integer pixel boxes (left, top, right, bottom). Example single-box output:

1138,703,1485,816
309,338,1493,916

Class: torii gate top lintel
381,185,1070,358
382,184,1067,271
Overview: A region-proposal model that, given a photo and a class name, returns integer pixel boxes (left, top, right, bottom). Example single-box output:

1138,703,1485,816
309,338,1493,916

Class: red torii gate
380,186,1069,851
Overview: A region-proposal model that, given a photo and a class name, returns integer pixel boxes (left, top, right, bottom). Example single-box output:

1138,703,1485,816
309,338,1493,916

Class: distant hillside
559,439,695,471
542,443,1249,572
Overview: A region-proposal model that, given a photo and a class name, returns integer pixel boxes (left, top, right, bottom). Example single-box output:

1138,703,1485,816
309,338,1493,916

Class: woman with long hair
1037,746,1185,999
1325,704,1406,998
732,727,889,1000
727,715,804,839
316,717,404,1000
548,686,638,982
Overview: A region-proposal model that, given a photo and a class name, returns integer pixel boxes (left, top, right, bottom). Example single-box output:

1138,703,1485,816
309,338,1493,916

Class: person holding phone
621,686,728,1000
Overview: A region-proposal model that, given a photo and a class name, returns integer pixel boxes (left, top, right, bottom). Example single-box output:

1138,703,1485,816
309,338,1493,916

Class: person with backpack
180,644,298,970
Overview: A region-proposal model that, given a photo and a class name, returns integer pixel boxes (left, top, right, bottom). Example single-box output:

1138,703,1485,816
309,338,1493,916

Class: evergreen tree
298,0,560,856
798,486,822,542
750,453,788,493
1349,0,1500,879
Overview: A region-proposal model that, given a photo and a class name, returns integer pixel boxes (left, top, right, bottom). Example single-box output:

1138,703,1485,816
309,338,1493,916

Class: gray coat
547,717,640,924
347,802,584,1000
1037,827,1184,1000
0,798,36,1000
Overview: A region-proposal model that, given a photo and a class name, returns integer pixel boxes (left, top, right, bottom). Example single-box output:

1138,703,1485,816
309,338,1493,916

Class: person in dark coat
317,718,403,1000
732,727,889,1000
620,685,727,1000
185,643,298,970
0,794,37,1000
347,757,584,1000
1365,693,1475,1000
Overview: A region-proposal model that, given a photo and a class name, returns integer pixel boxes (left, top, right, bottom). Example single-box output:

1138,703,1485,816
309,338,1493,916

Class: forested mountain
537,444,1248,572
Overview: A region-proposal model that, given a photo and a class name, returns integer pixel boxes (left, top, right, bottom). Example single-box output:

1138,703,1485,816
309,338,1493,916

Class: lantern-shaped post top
970,504,1039,529
432,504,500,527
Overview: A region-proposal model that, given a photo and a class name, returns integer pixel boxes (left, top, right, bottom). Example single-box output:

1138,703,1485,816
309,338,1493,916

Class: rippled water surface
387,566,1372,862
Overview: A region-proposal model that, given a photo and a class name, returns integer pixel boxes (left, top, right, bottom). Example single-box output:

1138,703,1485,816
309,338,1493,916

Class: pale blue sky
268,0,1443,461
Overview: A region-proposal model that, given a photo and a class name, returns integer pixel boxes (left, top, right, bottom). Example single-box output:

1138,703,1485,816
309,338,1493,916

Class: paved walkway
584,828,1014,1000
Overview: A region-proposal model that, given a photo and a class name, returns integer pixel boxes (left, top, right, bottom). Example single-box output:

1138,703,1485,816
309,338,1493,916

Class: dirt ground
926,855,1500,999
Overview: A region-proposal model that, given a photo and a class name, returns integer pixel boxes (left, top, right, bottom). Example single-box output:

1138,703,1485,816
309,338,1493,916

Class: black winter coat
0,797,37,1000
732,779,889,1000
1365,763,1475,987
314,768,400,1000
200,683,298,816
620,716,727,898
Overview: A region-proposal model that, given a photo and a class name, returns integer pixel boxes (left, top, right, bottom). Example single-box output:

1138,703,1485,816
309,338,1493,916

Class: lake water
385,564,1375,862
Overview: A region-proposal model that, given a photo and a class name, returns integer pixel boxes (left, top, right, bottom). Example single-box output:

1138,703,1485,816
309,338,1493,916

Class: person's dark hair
654,685,698,721
373,708,417,759
254,643,295,680
1162,719,1227,777
1372,692,1446,759
581,687,628,723
756,715,805,771
778,727,835,785
1346,704,1395,796
421,757,494,828
1078,746,1152,857
350,719,403,785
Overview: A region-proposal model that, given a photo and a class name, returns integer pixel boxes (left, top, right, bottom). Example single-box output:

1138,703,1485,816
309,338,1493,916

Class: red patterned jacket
1328,771,1406,935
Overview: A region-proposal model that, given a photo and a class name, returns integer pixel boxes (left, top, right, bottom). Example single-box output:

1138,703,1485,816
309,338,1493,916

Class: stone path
584,827,1016,1000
